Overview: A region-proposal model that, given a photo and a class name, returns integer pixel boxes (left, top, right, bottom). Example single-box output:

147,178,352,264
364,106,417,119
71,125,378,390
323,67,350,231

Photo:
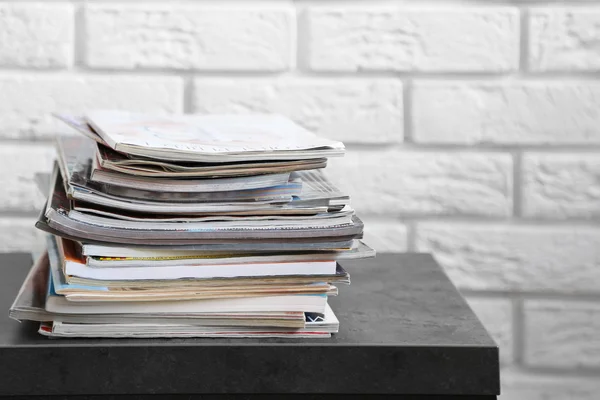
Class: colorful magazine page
46,234,109,294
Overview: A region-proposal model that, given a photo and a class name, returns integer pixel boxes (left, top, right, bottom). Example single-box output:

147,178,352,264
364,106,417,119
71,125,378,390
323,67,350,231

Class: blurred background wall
0,1,599,398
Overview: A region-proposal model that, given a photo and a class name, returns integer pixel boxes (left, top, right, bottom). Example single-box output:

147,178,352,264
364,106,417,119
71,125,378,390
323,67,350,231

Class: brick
0,75,183,139
530,8,600,71
412,81,600,144
416,223,600,292
359,218,408,253
0,3,73,68
303,8,519,72
0,218,40,253
501,370,600,400
325,151,512,216
524,300,600,369
0,144,55,212
192,78,403,144
85,4,293,71
466,297,513,365
523,153,600,219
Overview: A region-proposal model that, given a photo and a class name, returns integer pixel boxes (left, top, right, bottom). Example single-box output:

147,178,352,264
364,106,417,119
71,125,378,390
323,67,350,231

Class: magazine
9,253,309,328
39,304,338,338
74,110,345,162
81,240,355,256
42,166,364,243
95,143,328,178
84,240,374,267
57,136,292,193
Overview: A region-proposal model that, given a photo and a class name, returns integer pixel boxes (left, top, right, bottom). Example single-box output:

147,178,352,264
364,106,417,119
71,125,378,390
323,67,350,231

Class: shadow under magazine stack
10,111,374,338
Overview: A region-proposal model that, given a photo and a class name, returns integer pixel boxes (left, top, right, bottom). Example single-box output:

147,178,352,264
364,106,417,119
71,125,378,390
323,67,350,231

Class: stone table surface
0,252,499,397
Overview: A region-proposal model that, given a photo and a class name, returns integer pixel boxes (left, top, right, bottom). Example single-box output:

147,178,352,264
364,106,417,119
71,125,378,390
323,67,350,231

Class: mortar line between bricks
405,221,417,252
293,70,600,80
294,0,600,4
344,143,600,152
70,67,287,78
5,139,600,152
519,8,530,73
293,2,305,72
462,289,600,302
512,295,526,367
183,76,194,114
16,0,299,4
517,365,600,377
512,152,523,217
72,2,85,69
0,211,39,218
3,0,599,5
5,68,600,81
358,215,600,226
0,138,56,145
501,365,600,379
402,80,413,143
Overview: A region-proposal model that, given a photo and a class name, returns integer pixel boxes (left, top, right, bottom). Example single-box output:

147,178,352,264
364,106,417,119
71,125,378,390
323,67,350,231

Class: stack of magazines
10,110,375,338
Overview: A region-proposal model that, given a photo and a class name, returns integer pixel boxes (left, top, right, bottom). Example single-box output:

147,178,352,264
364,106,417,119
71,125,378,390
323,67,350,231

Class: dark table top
0,253,499,397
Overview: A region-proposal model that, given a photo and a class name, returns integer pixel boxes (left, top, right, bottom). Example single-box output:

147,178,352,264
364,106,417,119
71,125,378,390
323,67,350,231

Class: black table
0,253,499,399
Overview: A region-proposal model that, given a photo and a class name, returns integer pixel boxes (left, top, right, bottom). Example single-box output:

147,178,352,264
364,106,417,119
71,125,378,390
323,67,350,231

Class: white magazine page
85,110,345,154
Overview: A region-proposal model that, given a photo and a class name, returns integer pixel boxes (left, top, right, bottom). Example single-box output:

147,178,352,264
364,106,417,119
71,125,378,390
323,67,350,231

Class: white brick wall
416,223,600,293
302,8,519,72
326,151,512,216
466,297,514,365
523,153,600,218
359,217,408,253
193,78,403,143
412,81,600,144
0,144,55,212
501,371,600,400
0,218,42,253
0,3,74,68
85,5,294,71
529,8,600,72
1,1,599,398
0,75,183,138
524,300,600,369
